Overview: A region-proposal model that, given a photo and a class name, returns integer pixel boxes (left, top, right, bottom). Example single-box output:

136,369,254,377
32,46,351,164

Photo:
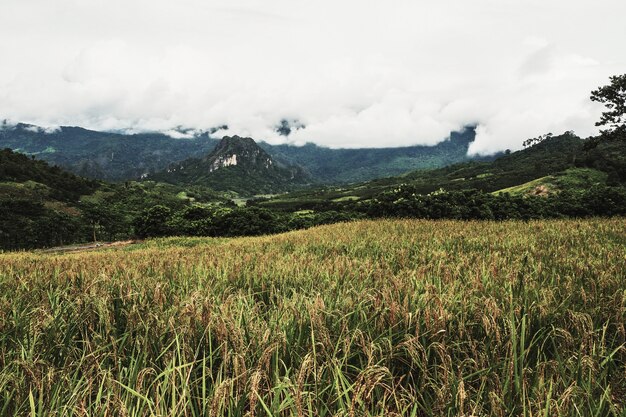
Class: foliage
0,219,624,415
0,124,488,184
591,73,626,140
0,148,97,201
362,186,626,219
0,150,231,249
133,205,174,238
257,131,626,211
150,136,310,195
2,131,626,250
522,132,553,148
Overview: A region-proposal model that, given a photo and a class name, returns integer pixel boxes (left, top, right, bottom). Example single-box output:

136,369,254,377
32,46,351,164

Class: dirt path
38,240,140,254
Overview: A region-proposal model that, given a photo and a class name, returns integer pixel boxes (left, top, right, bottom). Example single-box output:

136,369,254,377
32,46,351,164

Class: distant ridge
0,122,491,184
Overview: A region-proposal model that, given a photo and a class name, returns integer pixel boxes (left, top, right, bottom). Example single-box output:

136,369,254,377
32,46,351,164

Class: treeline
361,186,626,220
0,200,85,250
2,185,625,250
133,205,361,238
132,185,626,239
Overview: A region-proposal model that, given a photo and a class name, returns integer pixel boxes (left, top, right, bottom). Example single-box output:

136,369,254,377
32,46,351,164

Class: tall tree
590,74,626,140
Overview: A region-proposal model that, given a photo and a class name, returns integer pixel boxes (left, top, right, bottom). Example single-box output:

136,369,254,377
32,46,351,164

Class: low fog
1,0,624,153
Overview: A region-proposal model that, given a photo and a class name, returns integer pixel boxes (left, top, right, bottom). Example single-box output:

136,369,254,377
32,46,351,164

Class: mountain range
0,122,492,186
250,132,626,211
2,127,625,250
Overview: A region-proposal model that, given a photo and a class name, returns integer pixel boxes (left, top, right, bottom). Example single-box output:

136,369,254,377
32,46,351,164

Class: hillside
0,122,492,184
0,123,221,180
150,136,310,195
260,127,489,183
0,149,231,250
3,131,624,250
0,147,98,201
254,132,626,210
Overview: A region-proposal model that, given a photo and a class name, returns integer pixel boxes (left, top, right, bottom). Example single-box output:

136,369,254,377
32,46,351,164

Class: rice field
0,218,625,416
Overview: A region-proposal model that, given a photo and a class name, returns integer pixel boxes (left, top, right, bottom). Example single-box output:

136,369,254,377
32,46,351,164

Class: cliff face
150,136,310,195
205,136,274,173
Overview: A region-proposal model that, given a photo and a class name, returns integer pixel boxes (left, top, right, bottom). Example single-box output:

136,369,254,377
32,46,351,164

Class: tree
133,205,173,238
80,201,126,242
590,74,626,140
522,133,552,148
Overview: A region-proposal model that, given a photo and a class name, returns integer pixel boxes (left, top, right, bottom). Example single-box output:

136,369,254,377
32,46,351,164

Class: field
1,219,625,416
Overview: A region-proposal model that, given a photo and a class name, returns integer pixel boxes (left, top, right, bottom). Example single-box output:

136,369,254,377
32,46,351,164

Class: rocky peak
149,135,309,195
205,136,274,173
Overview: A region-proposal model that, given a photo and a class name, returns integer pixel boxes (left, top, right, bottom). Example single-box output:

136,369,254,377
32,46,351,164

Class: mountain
253,132,626,211
0,123,220,181
260,127,490,183
0,148,231,250
0,122,492,184
3,132,624,250
150,136,310,195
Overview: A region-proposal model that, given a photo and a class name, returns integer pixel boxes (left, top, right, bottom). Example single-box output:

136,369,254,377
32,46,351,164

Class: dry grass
0,218,624,416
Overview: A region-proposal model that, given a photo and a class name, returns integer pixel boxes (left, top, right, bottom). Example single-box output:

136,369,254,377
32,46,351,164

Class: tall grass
0,219,624,416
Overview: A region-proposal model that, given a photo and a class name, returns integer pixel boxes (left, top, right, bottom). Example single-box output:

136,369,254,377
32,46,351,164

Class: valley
2,2,625,415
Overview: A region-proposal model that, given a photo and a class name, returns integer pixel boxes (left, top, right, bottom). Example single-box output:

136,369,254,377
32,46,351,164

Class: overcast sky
1,0,624,153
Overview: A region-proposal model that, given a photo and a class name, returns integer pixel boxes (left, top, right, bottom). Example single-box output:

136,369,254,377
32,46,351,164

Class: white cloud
0,0,624,152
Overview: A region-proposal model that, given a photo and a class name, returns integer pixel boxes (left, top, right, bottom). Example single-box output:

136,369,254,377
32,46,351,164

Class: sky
0,0,624,153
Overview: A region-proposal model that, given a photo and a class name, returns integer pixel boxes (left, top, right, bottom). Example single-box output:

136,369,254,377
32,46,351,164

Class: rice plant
0,218,624,416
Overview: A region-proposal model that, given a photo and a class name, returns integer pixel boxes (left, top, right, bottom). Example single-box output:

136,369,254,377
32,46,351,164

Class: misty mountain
150,136,310,195
0,123,220,181
0,122,493,185
252,132,626,212
260,128,486,183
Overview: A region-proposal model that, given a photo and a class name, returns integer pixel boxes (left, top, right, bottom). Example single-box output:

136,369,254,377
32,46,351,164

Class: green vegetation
494,168,608,196
1,219,624,416
0,148,97,200
0,149,232,250
255,132,626,212
150,136,310,195
3,130,626,250
0,125,221,181
591,73,626,141
0,123,487,184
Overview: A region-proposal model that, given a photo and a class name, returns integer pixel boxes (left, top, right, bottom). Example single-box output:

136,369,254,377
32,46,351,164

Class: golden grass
0,218,624,416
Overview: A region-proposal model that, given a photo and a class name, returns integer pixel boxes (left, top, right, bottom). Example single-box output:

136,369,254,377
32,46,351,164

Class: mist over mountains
0,122,490,184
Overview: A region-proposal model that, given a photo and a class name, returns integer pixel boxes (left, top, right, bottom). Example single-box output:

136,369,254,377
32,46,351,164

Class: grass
331,196,361,202
494,168,608,196
0,218,625,416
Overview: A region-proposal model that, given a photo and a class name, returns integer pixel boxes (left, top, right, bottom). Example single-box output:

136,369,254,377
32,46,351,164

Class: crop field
0,219,625,416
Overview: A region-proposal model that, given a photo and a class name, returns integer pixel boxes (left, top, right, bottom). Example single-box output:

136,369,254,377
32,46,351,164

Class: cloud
0,0,624,152
24,125,61,134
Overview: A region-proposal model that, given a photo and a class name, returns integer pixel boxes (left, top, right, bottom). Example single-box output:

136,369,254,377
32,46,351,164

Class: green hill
493,168,608,196
0,149,231,250
0,148,98,201
254,132,626,210
150,136,310,195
